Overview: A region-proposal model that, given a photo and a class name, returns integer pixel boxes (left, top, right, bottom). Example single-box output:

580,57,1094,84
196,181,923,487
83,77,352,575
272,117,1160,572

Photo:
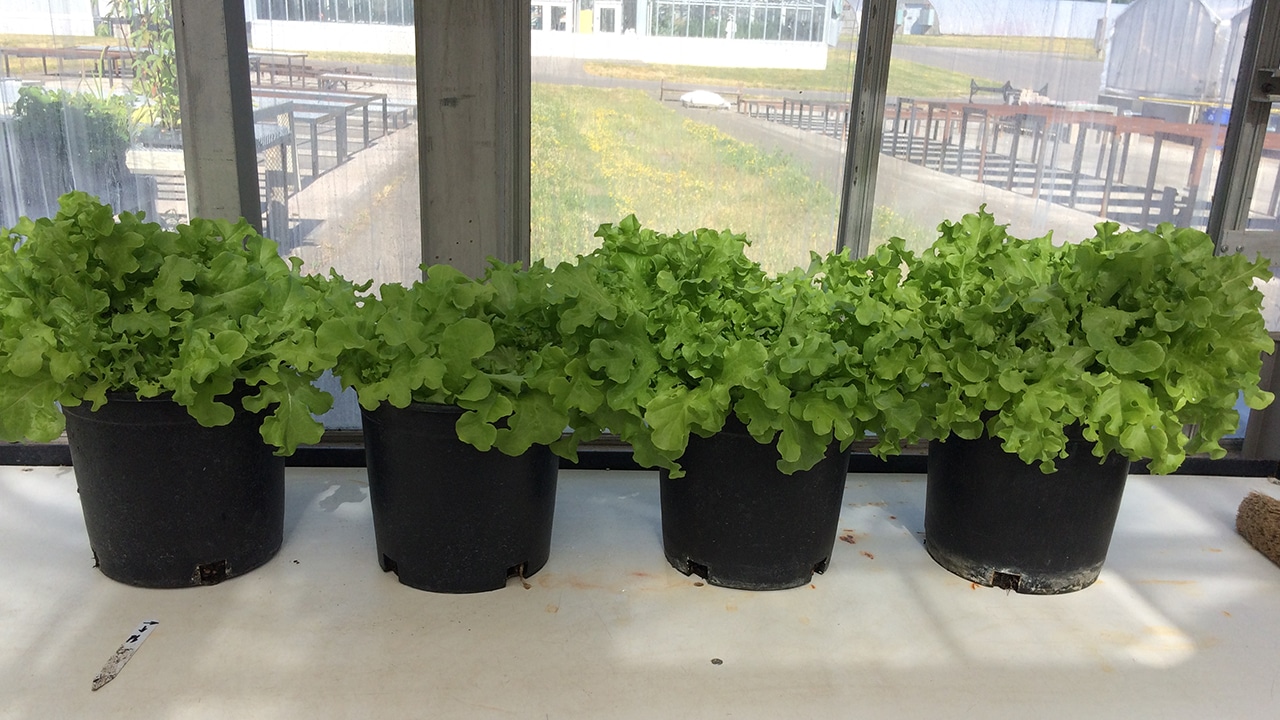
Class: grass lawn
295,49,414,68
531,84,934,272
894,34,1101,59
0,33,109,75
583,45,985,99
0,33,102,48
0,31,411,74
532,84,839,272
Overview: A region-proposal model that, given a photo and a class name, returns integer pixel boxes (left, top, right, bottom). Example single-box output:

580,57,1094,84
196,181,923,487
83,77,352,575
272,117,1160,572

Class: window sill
2,466,1279,716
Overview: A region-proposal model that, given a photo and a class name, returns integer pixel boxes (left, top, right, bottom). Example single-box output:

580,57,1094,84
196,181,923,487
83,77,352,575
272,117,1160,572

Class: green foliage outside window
11,87,133,218
105,0,180,131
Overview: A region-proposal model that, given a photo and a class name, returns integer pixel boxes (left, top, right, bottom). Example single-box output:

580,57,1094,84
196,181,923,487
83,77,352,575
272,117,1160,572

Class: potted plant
546,216,922,590
907,208,1274,594
325,260,579,593
0,192,335,587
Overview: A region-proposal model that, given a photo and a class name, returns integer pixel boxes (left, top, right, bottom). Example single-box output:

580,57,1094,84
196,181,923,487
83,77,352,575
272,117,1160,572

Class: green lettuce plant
544,215,921,476
907,207,1274,473
0,191,335,454
325,260,580,458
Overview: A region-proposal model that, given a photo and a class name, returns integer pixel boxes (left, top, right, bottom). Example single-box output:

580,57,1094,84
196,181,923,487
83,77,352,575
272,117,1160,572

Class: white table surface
2,466,1279,719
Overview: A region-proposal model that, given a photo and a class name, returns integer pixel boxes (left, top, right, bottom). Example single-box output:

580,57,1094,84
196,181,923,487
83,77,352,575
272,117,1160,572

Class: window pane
689,5,705,38
872,0,1257,252
874,1,1269,445
1,0,185,231
531,0,851,274
245,2,420,427
243,4,419,286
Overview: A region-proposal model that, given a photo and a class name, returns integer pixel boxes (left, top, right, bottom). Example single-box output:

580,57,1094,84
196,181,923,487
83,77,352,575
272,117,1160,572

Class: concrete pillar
172,0,261,229
416,1,531,276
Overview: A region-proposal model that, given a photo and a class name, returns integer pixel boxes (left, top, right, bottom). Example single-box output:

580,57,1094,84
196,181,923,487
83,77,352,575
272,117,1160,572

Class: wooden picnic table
318,71,416,90
0,45,130,78
315,72,417,128
253,103,295,240
254,96,360,181
887,98,1280,225
2,45,309,87
253,86,387,145
248,50,308,87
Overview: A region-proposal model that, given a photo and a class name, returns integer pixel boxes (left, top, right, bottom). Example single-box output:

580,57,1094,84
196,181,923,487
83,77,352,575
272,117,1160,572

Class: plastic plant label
91,620,158,691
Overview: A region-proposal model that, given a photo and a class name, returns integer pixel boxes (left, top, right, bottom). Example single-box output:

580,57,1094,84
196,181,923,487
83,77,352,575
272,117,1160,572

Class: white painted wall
247,20,417,56
249,19,826,70
7,0,98,36
532,32,828,69
248,18,826,70
645,37,826,70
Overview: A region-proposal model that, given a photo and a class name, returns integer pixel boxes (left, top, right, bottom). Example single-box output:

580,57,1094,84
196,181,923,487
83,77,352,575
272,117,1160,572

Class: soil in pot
925,430,1130,595
361,402,558,593
659,417,850,591
62,387,285,588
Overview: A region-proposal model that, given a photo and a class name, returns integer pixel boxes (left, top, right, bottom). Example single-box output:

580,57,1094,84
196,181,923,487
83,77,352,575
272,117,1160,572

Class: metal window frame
836,0,894,258
1205,0,1280,461
1207,0,1279,250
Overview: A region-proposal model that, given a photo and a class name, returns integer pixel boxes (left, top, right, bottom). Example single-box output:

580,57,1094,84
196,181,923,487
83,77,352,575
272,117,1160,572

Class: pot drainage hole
507,562,532,589
991,571,1022,592
194,559,229,585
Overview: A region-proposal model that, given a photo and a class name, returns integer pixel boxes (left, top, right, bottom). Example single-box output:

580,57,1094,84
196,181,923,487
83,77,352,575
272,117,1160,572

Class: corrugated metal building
1101,0,1250,106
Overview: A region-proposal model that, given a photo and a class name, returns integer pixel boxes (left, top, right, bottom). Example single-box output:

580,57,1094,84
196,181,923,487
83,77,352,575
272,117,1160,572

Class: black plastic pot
925,430,1131,594
659,418,850,590
361,402,558,593
63,388,285,588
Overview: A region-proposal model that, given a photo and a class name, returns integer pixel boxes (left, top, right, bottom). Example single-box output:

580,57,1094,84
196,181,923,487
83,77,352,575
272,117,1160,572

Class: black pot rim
363,399,466,412
66,382,260,406
62,383,263,426
397,401,464,414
